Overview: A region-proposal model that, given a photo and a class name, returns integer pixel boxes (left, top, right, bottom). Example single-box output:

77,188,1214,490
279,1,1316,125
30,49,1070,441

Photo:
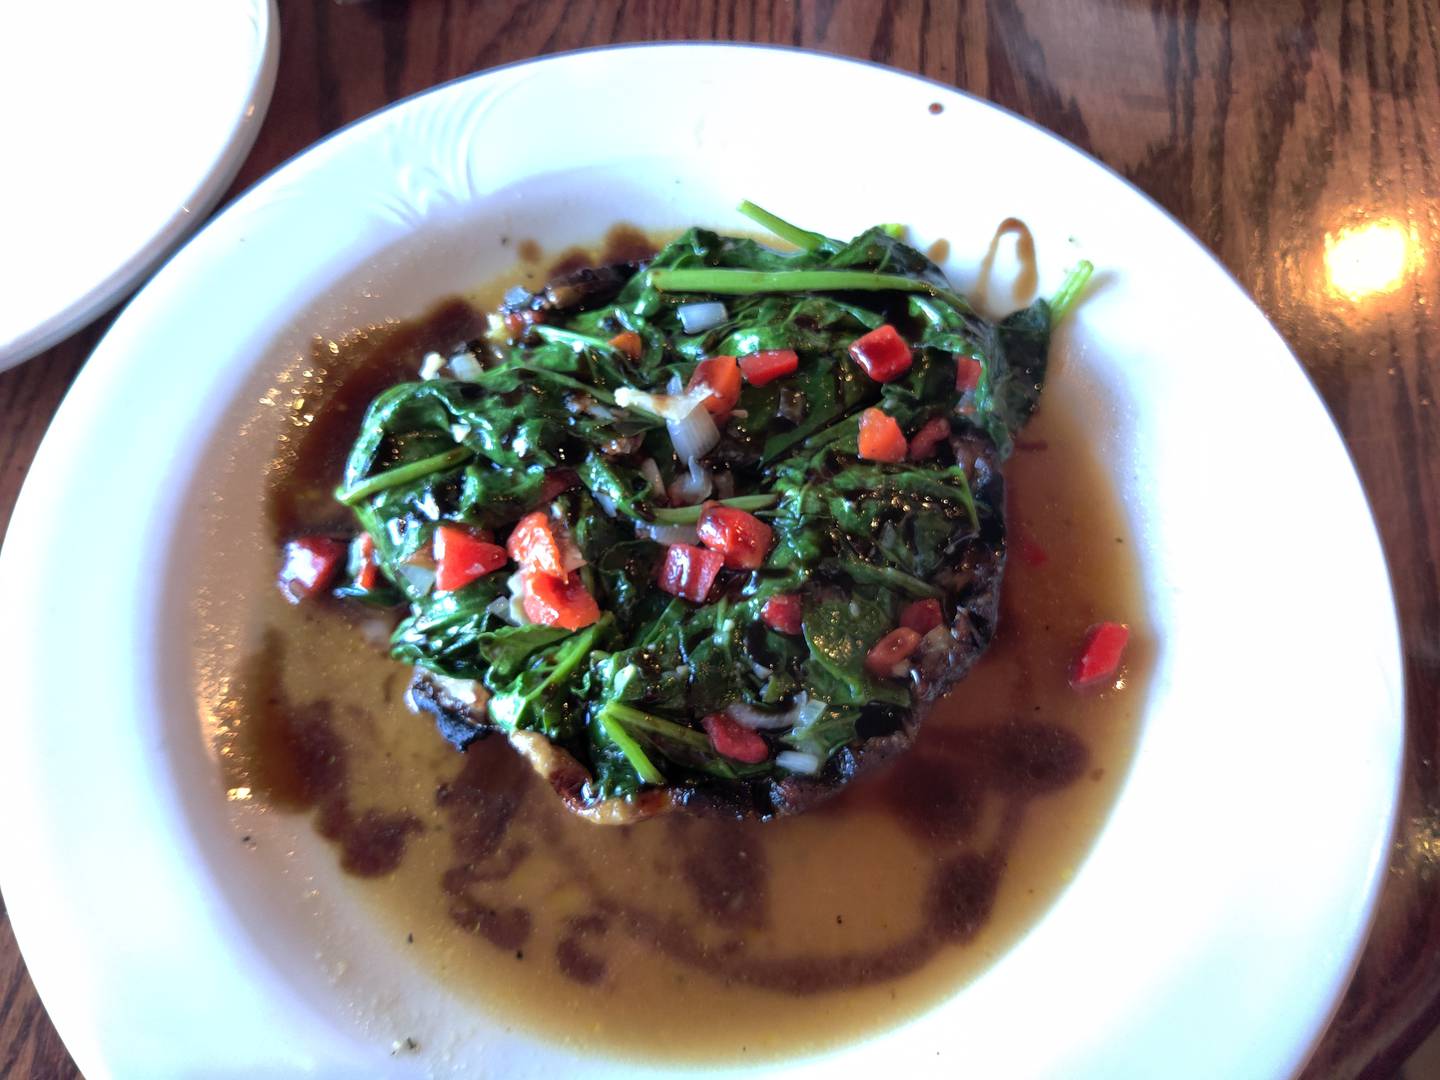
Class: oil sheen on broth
220,229,1149,1064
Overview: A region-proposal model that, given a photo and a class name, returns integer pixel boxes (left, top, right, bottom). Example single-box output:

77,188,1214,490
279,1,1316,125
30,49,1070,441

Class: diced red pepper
658,543,725,603
955,355,983,392
849,324,914,382
760,593,804,635
608,330,643,360
908,416,952,461
354,534,380,591
507,511,565,578
738,348,799,387
1069,622,1130,689
279,536,345,602
697,504,774,570
503,309,545,338
687,355,742,417
899,598,944,635
434,524,508,592
521,570,601,630
702,713,769,764
858,407,907,462
865,626,922,679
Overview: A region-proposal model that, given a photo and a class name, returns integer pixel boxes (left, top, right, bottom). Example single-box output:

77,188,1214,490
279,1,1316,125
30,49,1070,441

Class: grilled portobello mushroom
324,204,1089,823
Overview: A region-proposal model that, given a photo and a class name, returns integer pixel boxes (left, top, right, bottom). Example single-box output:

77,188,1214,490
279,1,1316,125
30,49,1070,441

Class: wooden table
2,2,1435,1076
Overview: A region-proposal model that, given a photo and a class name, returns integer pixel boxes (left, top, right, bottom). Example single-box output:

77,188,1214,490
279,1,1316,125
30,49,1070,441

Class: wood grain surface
2,1,1437,1076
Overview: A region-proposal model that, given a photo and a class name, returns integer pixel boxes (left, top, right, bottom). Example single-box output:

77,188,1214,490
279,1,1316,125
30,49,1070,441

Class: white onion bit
667,459,714,506
614,382,712,422
789,692,828,729
560,535,588,572
506,571,531,625
419,351,446,380
666,402,720,462
397,563,436,596
449,353,484,381
636,520,701,546
775,751,822,775
639,458,665,499
725,702,794,730
677,301,728,334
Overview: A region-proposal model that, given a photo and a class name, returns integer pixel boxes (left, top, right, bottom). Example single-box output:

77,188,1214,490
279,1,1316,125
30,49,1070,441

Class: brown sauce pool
216,231,1150,1064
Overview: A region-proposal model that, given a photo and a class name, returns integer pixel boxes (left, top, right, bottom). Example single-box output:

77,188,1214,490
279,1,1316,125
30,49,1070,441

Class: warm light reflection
1324,219,1416,300
227,786,253,802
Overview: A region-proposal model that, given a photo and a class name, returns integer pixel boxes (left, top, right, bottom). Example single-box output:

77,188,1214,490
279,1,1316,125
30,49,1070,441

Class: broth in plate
212,234,1149,1064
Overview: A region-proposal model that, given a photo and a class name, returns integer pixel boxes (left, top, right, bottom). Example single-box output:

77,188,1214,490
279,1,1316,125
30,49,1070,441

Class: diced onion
788,692,828,730
614,382,712,422
725,702,794,731
506,571,531,625
449,352,484,381
593,490,618,518
775,751,822,775
921,625,953,650
396,563,436,596
639,458,665,498
726,692,828,732
677,301,728,334
450,423,471,443
419,351,446,380
503,285,531,306
636,521,701,546
667,403,720,463
560,537,588,572
667,459,713,506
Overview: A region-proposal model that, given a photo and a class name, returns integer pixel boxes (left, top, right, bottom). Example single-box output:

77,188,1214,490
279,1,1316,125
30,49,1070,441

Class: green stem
1050,260,1094,329
652,493,780,524
800,413,864,454
952,464,980,532
832,559,943,599
597,711,665,784
736,200,831,252
598,702,711,753
648,267,972,312
534,325,625,357
518,365,618,406
336,447,471,506
488,616,610,730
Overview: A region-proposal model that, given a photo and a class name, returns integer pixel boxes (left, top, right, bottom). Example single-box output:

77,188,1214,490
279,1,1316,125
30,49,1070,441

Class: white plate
0,45,1403,1079
0,0,278,368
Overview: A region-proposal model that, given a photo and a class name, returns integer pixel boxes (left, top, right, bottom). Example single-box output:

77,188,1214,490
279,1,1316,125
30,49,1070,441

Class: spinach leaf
334,201,1066,806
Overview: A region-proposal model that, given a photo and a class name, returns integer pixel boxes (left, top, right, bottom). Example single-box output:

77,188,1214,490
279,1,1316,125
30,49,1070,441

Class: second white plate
0,0,279,368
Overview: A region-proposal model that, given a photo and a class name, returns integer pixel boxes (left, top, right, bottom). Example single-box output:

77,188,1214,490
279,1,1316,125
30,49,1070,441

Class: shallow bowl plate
0,44,1403,1079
